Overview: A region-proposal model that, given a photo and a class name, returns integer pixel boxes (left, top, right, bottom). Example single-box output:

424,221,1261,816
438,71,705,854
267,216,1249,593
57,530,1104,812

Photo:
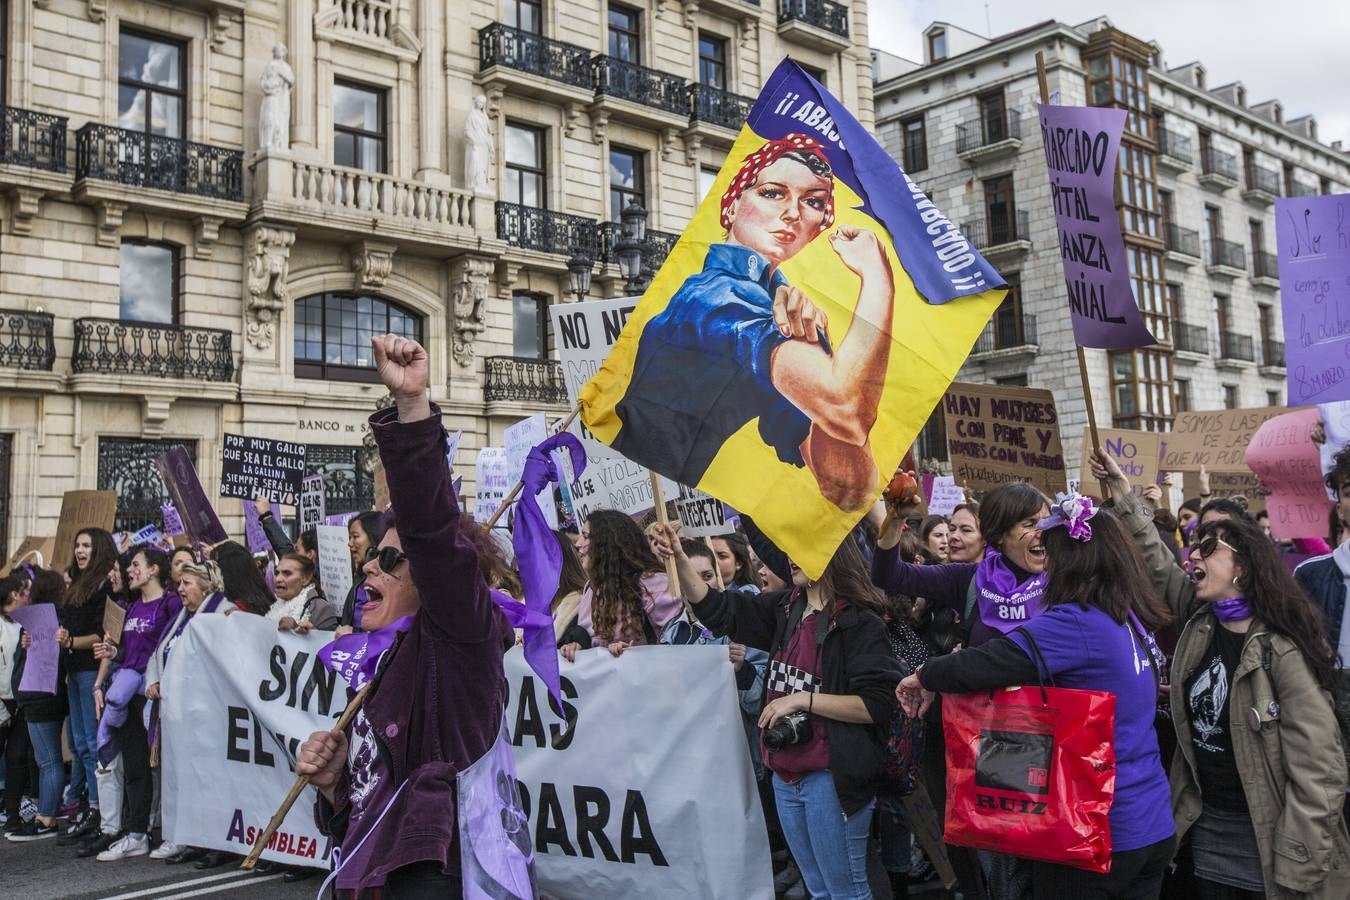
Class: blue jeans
26,720,65,819
877,795,912,874
67,669,99,807
772,771,874,899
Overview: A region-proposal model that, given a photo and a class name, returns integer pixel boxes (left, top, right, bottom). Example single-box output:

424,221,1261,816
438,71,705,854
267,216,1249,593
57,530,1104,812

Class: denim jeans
67,669,99,807
772,771,875,899
26,719,65,819
877,795,912,874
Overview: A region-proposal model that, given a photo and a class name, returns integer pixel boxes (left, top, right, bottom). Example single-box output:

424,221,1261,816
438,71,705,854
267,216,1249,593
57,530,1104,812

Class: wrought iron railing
973,311,1037,354
962,209,1030,249
483,356,567,404
1158,128,1193,164
495,202,598,256
72,317,234,382
0,106,67,172
1262,339,1285,368
688,83,754,131
956,108,1021,153
1207,237,1246,270
1290,180,1319,198
1201,147,1239,181
75,124,243,201
1219,331,1255,362
1164,222,1201,257
0,309,55,371
1174,322,1209,354
598,223,679,273
777,0,849,37
594,57,688,116
1246,165,1280,195
477,22,594,91
1253,249,1279,279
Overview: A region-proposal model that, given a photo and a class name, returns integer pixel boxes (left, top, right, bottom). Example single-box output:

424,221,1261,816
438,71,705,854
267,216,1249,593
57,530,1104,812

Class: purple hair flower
1037,491,1098,542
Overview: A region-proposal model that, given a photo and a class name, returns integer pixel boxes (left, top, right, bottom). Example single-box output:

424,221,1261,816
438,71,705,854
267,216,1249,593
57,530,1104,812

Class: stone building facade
873,18,1350,471
0,0,875,555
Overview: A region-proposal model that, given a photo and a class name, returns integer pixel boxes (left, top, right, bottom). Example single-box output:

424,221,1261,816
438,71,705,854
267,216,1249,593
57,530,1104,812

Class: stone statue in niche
259,44,294,152
463,94,495,195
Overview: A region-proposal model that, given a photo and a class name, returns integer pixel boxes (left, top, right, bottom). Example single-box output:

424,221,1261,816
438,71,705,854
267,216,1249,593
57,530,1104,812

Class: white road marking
160,873,285,898
99,870,251,900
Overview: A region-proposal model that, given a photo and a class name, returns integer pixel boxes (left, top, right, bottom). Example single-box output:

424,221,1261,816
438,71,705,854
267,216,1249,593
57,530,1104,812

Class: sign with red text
942,383,1066,496
1245,408,1331,539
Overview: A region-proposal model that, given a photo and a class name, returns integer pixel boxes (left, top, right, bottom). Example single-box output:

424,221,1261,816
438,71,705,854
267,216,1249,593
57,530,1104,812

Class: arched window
294,292,421,382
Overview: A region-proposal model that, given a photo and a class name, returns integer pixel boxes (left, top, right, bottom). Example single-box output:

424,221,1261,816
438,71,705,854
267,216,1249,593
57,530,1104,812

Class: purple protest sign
155,447,228,545
1277,193,1350,404
243,500,269,554
162,504,185,537
1039,104,1156,349
12,604,59,694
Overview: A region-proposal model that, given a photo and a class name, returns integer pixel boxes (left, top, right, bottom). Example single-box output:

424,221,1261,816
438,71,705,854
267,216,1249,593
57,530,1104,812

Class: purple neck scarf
1212,596,1252,622
972,548,1047,634
320,615,414,691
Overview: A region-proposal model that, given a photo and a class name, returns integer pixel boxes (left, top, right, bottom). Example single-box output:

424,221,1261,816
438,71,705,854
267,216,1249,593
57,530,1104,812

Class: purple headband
1037,492,1098,542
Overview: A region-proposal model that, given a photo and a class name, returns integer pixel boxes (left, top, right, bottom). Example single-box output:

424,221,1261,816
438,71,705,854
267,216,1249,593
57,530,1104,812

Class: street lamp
616,196,649,294
566,249,593,302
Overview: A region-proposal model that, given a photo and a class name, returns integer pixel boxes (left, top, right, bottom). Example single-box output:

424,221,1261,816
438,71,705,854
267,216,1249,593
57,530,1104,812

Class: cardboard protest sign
925,475,965,516
1039,104,1155,349
1,536,55,577
504,414,559,529
674,484,734,538
550,296,639,461
1162,407,1291,472
942,383,1066,497
299,475,325,533
315,525,353,605
52,491,117,572
562,452,679,523
103,598,127,644
219,434,306,504
156,447,228,546
1181,470,1267,515
474,448,511,525
1276,194,1350,404
1078,427,1163,499
373,462,389,511
1245,408,1330,539
577,59,1007,577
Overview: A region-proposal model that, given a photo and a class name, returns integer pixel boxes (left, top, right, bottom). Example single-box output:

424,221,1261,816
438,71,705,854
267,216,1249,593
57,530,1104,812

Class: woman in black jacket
661,522,900,899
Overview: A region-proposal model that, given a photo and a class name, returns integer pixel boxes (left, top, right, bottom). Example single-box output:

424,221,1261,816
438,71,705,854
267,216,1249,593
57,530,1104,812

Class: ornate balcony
956,109,1022,162
1206,237,1246,278
777,0,850,48
1243,165,1280,206
962,210,1031,261
1290,180,1319,198
477,23,594,103
1174,322,1210,357
483,356,567,405
688,83,755,134
75,124,242,201
1261,338,1285,371
1199,147,1239,191
1157,129,1192,173
1252,249,1279,288
1164,222,1201,266
593,57,689,127
72,318,234,383
0,309,55,372
496,202,598,258
1,106,67,173
598,222,680,274
1219,331,1256,364
972,311,1037,357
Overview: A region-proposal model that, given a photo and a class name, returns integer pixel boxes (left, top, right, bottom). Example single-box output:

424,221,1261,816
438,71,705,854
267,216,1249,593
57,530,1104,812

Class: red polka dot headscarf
718,133,835,232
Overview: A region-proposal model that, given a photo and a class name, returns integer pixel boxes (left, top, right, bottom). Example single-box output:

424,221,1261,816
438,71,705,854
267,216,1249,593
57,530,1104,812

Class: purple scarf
1212,596,1252,622
973,548,1047,634
319,615,415,691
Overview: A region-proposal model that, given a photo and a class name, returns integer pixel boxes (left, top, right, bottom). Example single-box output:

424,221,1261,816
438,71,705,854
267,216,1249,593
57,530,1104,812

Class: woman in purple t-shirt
898,495,1177,898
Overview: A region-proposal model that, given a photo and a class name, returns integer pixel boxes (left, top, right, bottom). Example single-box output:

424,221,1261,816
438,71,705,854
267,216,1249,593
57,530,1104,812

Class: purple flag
243,500,269,554
1277,194,1350,404
1039,104,1156,349
319,615,414,690
12,604,59,694
155,447,228,545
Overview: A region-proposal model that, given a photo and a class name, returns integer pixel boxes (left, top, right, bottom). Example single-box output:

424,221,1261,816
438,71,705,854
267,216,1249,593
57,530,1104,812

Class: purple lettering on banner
244,500,269,554
12,604,60,694
1276,194,1350,404
1039,104,1157,349
324,512,358,528
162,504,185,537
155,447,228,545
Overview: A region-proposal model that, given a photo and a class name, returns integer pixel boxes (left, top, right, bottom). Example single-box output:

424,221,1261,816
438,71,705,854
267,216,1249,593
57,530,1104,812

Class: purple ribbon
1212,596,1252,622
319,614,415,691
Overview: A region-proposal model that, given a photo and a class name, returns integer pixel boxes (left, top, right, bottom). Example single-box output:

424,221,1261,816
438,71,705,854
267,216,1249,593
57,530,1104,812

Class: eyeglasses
1192,536,1238,559
375,546,408,575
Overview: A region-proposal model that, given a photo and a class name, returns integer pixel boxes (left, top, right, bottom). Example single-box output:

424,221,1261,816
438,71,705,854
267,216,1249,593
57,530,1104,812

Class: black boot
889,870,909,899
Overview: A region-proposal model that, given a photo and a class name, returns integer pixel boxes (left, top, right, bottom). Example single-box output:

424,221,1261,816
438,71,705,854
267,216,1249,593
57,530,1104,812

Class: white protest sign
562,451,678,521
475,447,512,524
315,524,353,604
504,413,560,530
161,615,341,868
549,296,639,461
673,484,733,538
927,475,965,517
299,474,325,532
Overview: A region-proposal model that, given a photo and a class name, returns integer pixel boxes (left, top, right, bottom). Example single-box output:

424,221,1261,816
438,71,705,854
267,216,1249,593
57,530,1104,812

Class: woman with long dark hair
549,530,588,646
898,497,1177,897
1092,451,1350,899
919,515,950,562
339,511,387,627
712,532,762,591
210,542,274,615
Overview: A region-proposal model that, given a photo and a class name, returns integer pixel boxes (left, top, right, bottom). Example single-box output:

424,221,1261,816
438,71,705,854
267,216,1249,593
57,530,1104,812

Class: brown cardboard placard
1079,427,1164,499
1182,470,1267,515
102,597,127,643
52,491,117,573
942,382,1066,497
1162,407,1298,472
1,536,56,577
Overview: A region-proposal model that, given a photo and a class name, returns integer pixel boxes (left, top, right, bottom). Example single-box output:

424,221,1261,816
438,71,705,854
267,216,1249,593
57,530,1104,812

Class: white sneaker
149,841,185,859
783,879,808,900
98,832,150,861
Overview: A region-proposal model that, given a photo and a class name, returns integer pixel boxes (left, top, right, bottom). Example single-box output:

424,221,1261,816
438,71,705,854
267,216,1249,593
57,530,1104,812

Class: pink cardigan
577,572,683,646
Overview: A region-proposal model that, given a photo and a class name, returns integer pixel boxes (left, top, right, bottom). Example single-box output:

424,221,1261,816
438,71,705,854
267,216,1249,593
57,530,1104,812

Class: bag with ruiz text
941,631,1117,873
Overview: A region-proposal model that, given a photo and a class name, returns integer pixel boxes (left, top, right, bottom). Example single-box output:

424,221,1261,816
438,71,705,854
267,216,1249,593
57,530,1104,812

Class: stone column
416,0,443,177
288,0,315,149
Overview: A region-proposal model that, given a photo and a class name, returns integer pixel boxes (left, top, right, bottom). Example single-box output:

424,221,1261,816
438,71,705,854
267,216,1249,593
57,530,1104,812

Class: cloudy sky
870,0,1350,148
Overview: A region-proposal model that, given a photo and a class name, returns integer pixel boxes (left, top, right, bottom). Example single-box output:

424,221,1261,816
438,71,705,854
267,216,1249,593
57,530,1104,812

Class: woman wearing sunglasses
295,335,516,898
1090,450,1350,899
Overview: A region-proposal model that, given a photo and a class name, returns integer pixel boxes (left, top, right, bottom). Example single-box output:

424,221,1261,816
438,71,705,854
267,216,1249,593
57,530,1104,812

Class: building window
97,437,196,533
0,1,7,107
699,166,719,201
1283,161,1295,196
697,32,727,89
504,0,542,33
992,272,1026,347
982,173,1016,244
504,123,546,208
1203,204,1223,264
1322,176,1334,196
995,375,1029,387
118,29,186,139
799,63,826,86
512,291,550,359
1175,378,1191,413
928,30,946,62
0,433,10,560
294,293,421,383
608,5,641,63
1266,389,1282,407
609,146,645,221
901,115,927,173
1258,304,1277,366
1127,246,1168,344
978,91,1008,144
333,81,386,172
915,402,947,463
1110,348,1173,431
1120,146,1159,238
119,241,178,324
1223,384,1239,409
1085,50,1150,136
1159,189,1174,228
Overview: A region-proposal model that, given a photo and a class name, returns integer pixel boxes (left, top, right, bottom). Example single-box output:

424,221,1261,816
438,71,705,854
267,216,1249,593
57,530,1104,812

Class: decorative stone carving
350,240,397,290
245,226,295,351
210,9,230,48
194,215,224,259
463,94,495,195
564,102,586,138
682,129,704,166
86,0,106,23
7,188,43,236
93,200,126,247
259,44,295,153
682,0,700,29
588,103,610,144
450,256,493,366
661,128,680,162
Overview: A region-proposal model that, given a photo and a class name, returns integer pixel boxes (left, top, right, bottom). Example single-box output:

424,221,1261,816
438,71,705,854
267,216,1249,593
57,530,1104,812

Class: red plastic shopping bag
942,681,1116,873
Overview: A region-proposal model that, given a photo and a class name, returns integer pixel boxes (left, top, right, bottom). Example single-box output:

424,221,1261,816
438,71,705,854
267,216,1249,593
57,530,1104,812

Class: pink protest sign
1244,408,1331,540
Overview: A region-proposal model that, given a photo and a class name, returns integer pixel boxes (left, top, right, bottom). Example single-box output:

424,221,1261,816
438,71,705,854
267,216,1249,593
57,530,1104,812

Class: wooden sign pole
485,404,582,529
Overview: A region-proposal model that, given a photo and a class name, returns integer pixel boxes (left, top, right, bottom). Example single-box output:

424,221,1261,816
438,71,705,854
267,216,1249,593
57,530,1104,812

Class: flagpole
1036,51,1104,488
485,403,582,529
648,473,681,591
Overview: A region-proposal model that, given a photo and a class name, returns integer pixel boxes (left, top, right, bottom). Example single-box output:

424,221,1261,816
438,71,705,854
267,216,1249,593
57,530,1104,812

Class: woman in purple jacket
296,335,514,898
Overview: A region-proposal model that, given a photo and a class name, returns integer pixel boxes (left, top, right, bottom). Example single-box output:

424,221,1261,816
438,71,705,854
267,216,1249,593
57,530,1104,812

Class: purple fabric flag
512,432,586,710
162,504,185,537
155,447,228,544
243,500,269,554
324,511,358,528
1277,194,1350,404
319,614,414,691
1039,104,1156,349
12,604,60,694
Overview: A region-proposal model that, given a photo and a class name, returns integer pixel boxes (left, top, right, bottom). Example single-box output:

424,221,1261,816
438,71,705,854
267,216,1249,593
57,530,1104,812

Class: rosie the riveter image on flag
580,59,1006,577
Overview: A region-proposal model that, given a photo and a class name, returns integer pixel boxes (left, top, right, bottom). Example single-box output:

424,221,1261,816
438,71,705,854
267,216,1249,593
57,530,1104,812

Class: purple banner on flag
1277,193,1350,404
243,500,269,554
155,447,228,545
1039,104,1156,349
12,604,59,694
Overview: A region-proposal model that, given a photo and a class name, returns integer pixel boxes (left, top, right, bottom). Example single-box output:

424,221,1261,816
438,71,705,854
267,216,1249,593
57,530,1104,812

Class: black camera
764,710,813,751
